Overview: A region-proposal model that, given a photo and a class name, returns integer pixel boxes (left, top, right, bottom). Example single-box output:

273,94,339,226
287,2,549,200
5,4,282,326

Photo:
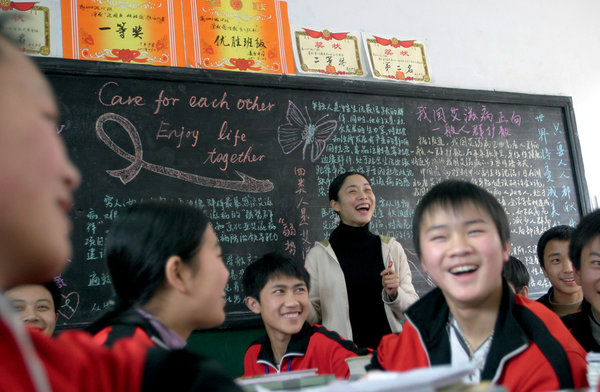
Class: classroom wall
285,0,600,208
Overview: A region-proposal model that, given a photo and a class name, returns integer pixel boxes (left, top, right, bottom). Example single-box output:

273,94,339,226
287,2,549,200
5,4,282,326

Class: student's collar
135,307,186,349
405,279,529,379
257,322,312,364
480,280,527,378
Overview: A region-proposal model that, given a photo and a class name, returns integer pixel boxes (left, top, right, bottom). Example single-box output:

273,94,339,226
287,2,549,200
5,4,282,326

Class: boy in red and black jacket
370,180,587,392
242,253,369,378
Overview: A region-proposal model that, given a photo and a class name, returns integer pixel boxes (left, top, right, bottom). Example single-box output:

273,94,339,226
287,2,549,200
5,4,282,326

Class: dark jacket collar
405,279,528,380
562,300,600,352
256,322,312,366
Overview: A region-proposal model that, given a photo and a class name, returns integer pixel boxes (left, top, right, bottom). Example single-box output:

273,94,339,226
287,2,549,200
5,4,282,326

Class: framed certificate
182,0,294,74
61,0,186,67
0,1,61,56
363,33,430,82
293,27,364,77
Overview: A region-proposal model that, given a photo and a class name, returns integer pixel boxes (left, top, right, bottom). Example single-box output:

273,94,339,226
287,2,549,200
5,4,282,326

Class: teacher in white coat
305,171,418,349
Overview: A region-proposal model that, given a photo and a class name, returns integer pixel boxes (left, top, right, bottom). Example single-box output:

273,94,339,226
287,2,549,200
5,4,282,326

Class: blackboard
35,57,591,329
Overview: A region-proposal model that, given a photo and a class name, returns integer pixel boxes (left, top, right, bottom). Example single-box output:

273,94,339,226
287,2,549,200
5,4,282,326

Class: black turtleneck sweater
329,222,391,349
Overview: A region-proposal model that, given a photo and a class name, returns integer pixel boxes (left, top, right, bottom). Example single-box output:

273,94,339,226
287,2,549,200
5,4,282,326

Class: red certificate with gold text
61,0,186,67
182,0,294,74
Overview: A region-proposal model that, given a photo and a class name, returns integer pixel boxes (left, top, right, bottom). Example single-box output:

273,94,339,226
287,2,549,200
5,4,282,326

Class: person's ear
330,199,340,213
502,243,510,263
164,255,189,293
420,258,428,274
541,266,548,278
520,286,530,298
245,296,261,314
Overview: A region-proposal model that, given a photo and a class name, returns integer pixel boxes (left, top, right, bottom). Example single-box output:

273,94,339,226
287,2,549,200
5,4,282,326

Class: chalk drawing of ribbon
95,113,274,193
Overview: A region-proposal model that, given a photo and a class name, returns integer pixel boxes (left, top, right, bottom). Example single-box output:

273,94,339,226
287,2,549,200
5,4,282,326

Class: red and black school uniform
1,318,241,392
89,306,185,350
370,280,588,391
243,322,369,379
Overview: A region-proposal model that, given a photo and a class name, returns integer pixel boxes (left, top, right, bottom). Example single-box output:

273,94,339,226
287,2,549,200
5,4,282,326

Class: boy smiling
242,253,367,378
536,226,583,316
370,180,587,391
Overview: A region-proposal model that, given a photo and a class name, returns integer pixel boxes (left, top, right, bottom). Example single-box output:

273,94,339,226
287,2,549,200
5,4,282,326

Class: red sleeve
31,329,145,392
91,325,155,348
326,341,352,379
568,348,589,389
311,331,357,379
242,343,263,378
376,324,429,371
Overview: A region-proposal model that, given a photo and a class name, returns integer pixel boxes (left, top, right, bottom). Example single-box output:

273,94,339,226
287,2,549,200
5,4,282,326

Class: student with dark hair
0,30,241,391
562,209,600,352
5,280,61,336
88,200,229,349
536,225,583,316
371,180,587,391
502,256,530,297
242,252,367,378
305,171,418,349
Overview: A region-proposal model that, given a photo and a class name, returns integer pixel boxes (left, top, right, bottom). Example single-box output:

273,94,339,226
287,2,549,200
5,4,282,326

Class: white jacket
305,235,419,341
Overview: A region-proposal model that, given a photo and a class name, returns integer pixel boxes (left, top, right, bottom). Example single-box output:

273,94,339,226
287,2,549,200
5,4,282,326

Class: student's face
0,38,81,288
541,239,581,299
250,275,308,340
330,174,375,227
187,225,229,328
575,235,600,315
5,284,58,335
419,202,509,309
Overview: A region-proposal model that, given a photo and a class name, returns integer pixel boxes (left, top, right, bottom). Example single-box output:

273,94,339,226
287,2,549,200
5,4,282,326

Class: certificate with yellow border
293,27,363,77
0,1,62,56
61,0,185,67
183,0,295,74
363,33,430,82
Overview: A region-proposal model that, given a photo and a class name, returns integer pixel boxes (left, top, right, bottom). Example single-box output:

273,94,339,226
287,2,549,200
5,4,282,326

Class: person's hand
381,259,399,300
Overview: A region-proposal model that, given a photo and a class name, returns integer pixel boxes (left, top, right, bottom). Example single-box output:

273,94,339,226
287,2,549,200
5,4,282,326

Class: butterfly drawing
277,100,338,162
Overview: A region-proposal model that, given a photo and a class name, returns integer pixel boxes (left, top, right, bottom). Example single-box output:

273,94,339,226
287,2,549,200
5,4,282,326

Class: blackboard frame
35,57,591,329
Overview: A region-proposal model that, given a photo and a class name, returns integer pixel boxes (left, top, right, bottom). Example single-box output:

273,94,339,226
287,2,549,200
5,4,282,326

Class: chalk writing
295,167,311,259
96,112,273,192
416,104,522,139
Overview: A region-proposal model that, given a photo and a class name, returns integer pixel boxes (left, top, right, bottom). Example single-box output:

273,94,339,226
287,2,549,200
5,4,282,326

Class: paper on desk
259,362,477,392
237,369,319,386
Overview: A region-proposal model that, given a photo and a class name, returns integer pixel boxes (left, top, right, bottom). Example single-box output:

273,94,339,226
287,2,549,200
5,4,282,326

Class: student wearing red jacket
242,253,369,378
0,30,240,392
370,180,587,392
87,201,229,352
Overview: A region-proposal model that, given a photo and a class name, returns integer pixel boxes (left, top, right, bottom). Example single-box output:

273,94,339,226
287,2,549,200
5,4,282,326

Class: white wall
287,0,600,209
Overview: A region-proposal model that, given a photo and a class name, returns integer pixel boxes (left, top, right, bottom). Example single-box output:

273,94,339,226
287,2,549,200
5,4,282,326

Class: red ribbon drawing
374,36,414,48
95,112,274,193
303,29,348,41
